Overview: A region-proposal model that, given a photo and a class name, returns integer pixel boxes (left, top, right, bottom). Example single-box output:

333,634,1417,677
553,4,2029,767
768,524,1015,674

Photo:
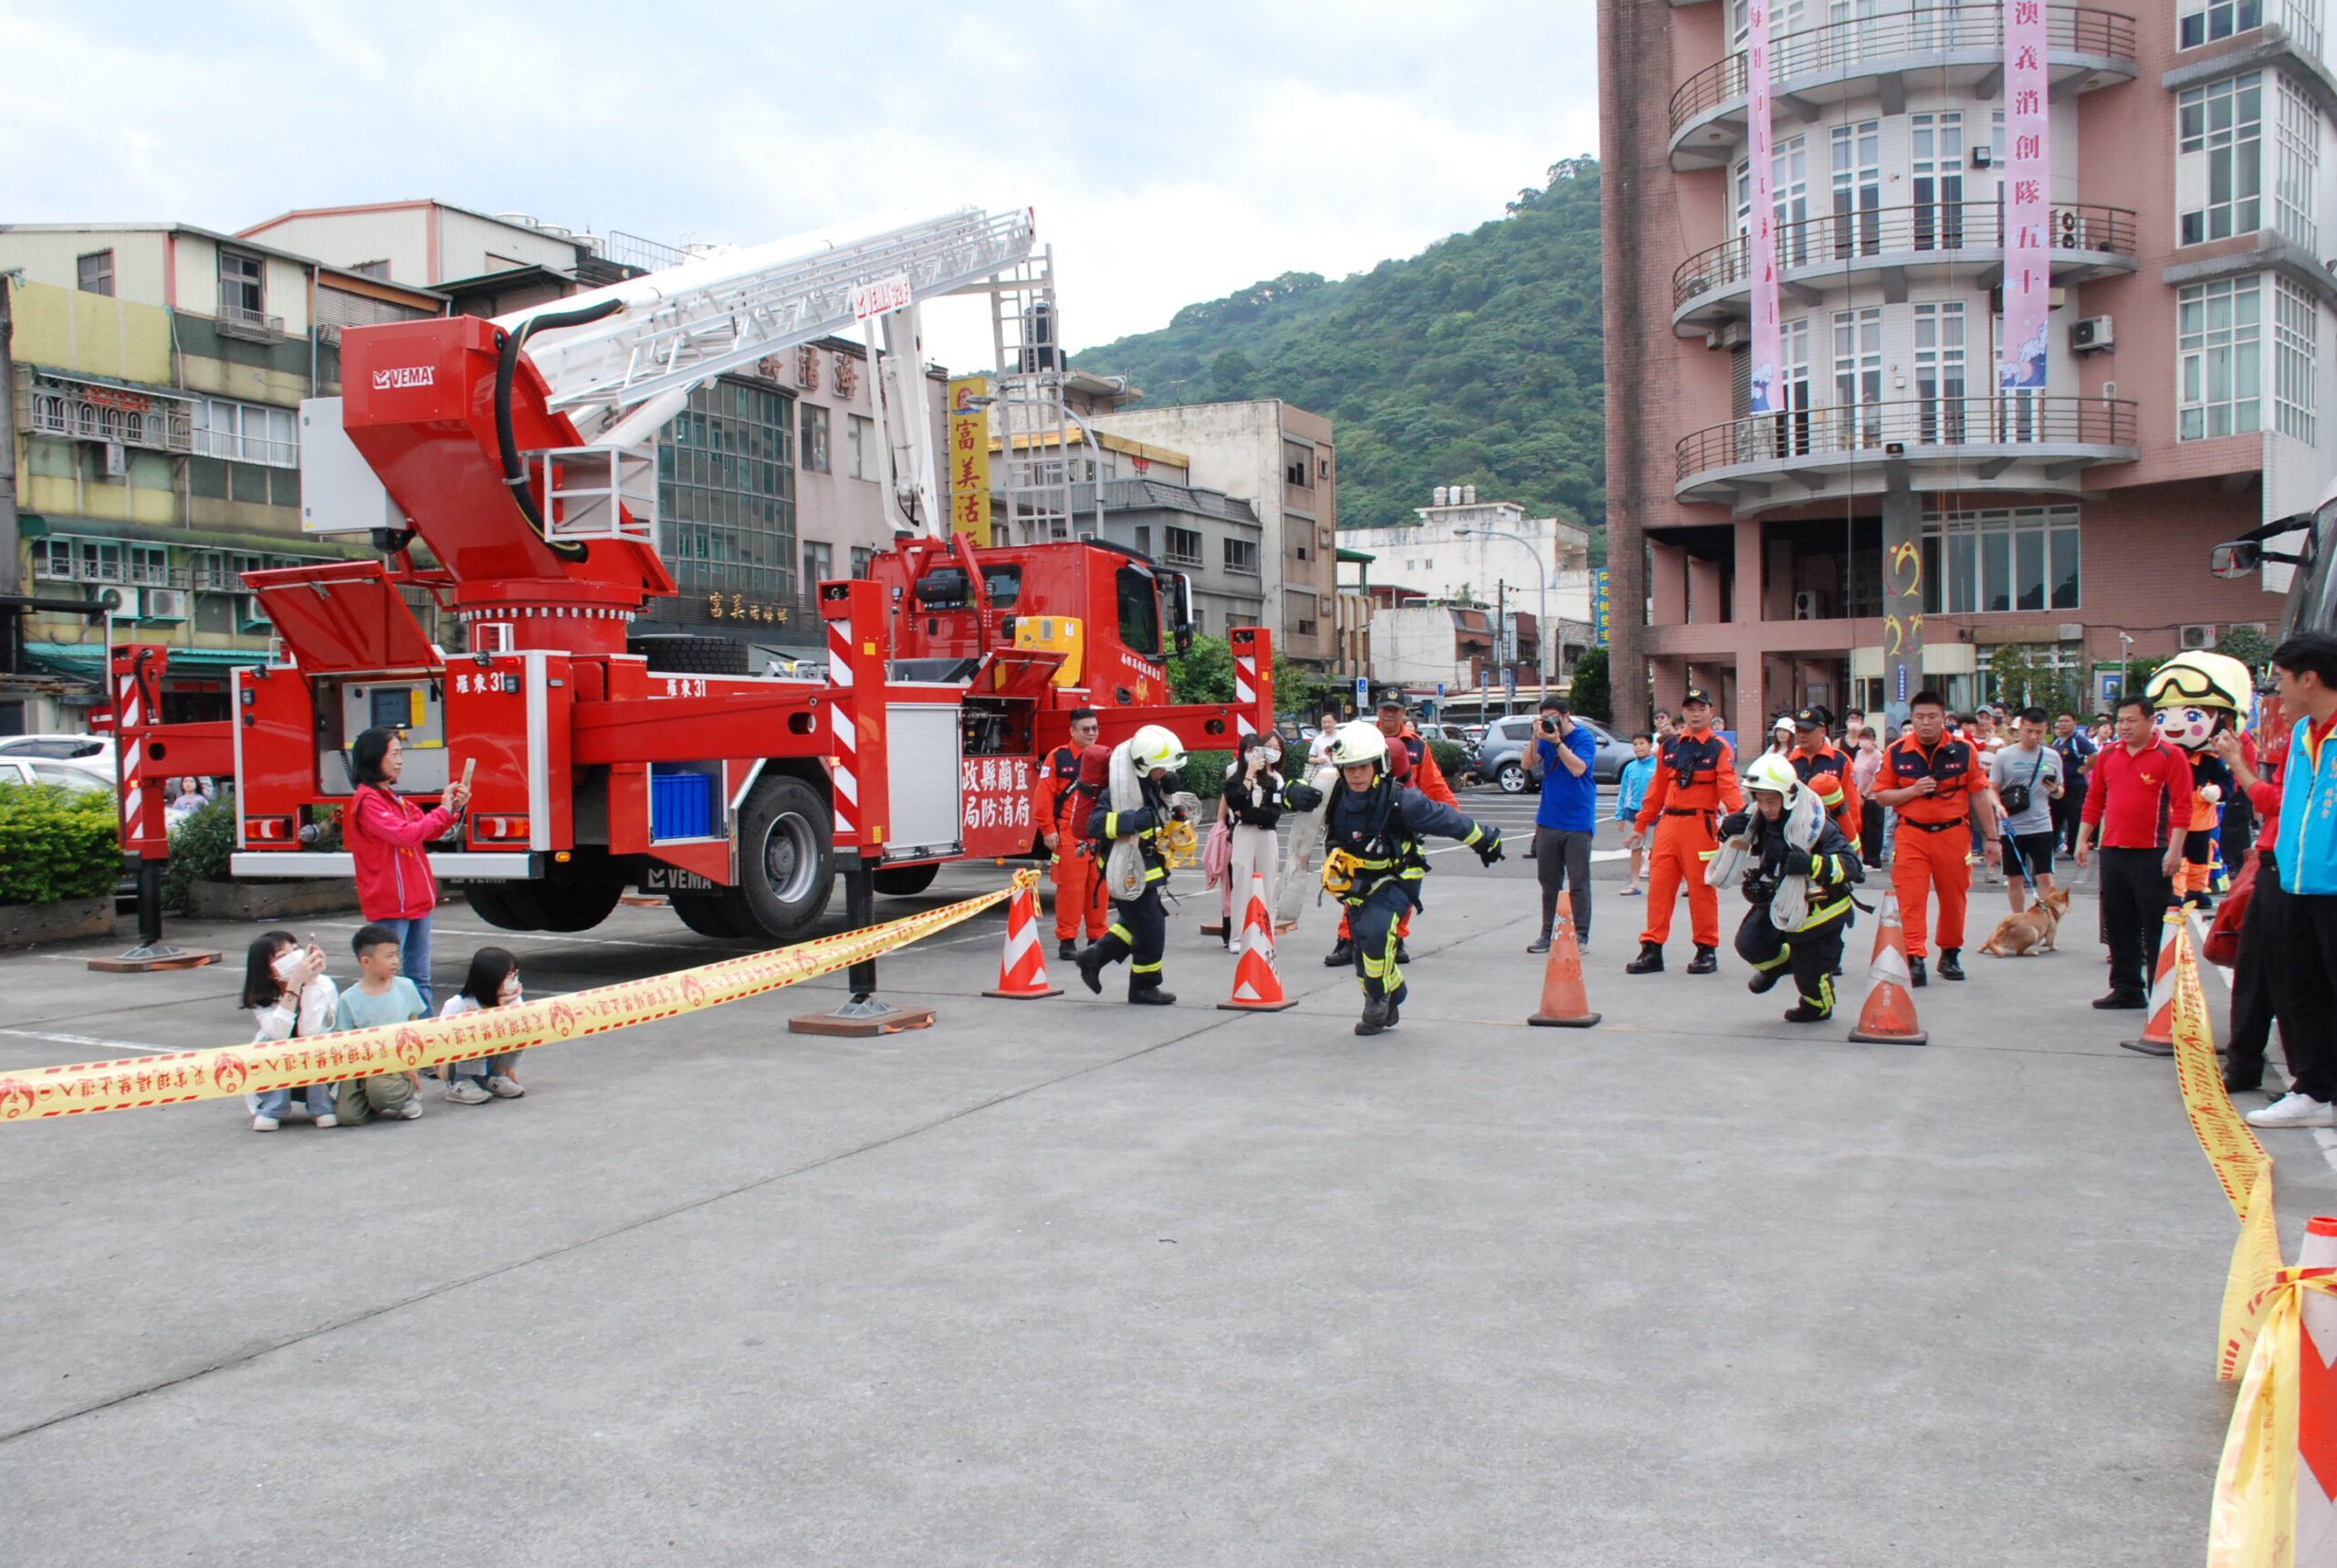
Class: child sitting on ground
438,946,527,1103
240,930,341,1132
330,923,426,1124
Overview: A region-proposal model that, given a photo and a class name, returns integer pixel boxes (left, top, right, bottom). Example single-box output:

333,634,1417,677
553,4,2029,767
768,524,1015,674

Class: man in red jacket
1033,707,1106,959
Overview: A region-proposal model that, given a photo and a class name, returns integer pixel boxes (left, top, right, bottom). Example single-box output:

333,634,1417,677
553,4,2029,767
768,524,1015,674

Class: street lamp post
1455,526,1549,690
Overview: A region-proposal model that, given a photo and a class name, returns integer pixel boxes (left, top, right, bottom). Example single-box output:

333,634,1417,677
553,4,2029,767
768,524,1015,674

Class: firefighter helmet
1741,752,1802,803
1326,720,1389,770
1128,724,1187,776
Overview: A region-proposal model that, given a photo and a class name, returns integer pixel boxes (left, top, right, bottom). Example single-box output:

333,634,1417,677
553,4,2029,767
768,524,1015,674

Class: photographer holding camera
1528,695,1600,955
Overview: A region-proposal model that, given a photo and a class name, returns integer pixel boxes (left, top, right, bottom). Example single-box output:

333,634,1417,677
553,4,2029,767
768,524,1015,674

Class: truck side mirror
2209,541,2262,580
1175,626,1195,655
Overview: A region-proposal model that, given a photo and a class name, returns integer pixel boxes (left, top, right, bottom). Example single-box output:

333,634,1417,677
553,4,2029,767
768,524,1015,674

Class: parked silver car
1474,714,1636,792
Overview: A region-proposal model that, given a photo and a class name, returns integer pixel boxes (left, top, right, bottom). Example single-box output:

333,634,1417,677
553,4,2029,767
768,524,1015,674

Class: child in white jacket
437,946,526,1103
240,930,341,1131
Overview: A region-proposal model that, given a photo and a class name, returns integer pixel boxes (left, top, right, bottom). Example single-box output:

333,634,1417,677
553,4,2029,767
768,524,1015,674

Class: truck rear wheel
464,883,548,931
872,862,939,896
671,893,756,938
733,774,833,938
531,881,624,933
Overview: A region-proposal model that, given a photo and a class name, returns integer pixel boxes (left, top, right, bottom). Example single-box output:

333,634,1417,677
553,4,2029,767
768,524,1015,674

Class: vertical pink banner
1746,1,1780,413
1998,0,2050,391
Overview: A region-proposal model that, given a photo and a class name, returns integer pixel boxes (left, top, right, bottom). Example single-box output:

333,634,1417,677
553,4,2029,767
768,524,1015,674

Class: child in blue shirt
331,923,426,1124
1615,733,1659,896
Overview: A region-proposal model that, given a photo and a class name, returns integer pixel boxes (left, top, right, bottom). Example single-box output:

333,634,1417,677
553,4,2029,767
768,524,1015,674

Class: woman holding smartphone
342,727,470,1010
1218,731,1289,946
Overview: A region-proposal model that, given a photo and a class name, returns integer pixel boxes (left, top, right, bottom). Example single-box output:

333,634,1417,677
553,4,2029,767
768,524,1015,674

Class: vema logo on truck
371,366,435,391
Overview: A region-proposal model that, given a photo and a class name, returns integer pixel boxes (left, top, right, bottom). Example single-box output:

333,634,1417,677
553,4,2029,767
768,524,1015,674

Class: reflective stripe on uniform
1108,922,1134,944
1131,960,1163,975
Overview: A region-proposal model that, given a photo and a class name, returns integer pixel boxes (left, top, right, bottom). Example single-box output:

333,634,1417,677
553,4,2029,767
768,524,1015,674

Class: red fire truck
110,209,1273,946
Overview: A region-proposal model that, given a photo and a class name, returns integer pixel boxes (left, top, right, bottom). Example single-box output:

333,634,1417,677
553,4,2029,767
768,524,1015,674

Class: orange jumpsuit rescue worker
1786,706,1863,854
1871,688,2001,985
1033,706,1105,960
1624,687,1744,975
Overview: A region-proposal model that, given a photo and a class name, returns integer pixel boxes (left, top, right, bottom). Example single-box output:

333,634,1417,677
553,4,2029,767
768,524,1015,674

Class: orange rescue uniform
1033,742,1107,942
1788,739,1863,851
1632,728,1745,949
1875,732,1992,958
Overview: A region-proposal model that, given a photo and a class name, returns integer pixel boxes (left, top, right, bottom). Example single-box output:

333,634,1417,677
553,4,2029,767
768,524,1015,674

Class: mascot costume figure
2143,650,2252,908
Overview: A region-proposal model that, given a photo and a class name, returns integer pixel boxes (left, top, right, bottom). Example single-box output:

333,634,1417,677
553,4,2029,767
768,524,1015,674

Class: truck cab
2212,478,2337,639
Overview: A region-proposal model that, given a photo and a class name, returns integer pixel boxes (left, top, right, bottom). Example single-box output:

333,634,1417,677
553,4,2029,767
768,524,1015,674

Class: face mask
498,975,522,1004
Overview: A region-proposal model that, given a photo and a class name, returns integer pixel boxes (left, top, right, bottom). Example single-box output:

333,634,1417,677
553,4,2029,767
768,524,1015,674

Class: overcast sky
2,0,1598,371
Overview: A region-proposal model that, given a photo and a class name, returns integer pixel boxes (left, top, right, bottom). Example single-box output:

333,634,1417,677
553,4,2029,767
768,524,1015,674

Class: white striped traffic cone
2121,907,2185,1057
983,877,1062,1000
1220,873,1296,1012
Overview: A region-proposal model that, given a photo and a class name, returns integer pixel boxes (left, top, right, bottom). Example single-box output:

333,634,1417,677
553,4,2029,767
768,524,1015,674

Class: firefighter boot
1394,940,1412,967
1058,938,1077,961
1324,938,1355,968
1935,948,1965,981
1074,946,1106,996
1782,999,1833,1024
1129,985,1176,1007
1908,956,1927,988
1746,966,1784,995
1687,944,1719,976
1625,941,1664,975
1356,994,1391,1036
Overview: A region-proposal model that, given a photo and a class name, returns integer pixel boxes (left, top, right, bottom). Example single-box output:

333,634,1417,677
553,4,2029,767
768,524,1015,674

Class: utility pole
0,271,22,602
1496,578,1508,716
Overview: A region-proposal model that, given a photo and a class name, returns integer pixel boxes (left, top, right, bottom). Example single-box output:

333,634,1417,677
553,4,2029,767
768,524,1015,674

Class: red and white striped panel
827,615,857,842
1232,647,1257,740
116,667,148,842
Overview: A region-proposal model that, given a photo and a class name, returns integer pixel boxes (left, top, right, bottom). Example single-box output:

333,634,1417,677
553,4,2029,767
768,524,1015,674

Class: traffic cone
982,876,1062,999
1219,873,1297,1012
2121,907,2185,1057
1526,906,1600,1028
1847,890,1928,1046
2298,1215,2337,1566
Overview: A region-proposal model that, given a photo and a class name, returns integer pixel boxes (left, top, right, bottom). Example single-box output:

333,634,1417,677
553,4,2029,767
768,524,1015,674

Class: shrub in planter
0,783,124,905
161,800,237,912
1179,750,1231,800
1430,740,1469,780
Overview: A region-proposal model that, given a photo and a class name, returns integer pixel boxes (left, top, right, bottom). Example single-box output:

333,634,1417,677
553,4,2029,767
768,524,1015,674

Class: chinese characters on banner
959,756,1032,835
948,376,992,539
1998,0,2051,392
1746,1,1781,415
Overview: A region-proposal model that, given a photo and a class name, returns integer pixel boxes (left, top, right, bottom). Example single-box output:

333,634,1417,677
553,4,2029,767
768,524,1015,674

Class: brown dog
1978,885,2070,956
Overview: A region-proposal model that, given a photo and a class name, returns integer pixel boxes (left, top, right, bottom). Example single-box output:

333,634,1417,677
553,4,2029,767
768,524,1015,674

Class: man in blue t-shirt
1528,695,1602,954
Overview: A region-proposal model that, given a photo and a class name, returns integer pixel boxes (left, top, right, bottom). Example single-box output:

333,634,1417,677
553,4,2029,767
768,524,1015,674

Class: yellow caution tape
0,872,1032,1124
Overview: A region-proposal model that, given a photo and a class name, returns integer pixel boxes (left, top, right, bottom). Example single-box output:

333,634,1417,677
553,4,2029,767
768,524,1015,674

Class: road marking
0,1027,173,1055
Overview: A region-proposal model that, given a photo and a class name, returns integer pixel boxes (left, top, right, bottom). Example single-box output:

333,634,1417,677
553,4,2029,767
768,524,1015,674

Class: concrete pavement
0,839,2329,1565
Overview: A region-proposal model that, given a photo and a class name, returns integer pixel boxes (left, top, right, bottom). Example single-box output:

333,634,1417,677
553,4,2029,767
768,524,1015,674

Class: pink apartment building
1598,0,2337,728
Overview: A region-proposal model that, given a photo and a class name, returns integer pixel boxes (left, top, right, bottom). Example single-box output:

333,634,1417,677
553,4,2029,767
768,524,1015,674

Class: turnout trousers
1891,820,1970,959
1640,810,1720,949
1086,885,1168,998
1734,904,1850,1016
1051,843,1107,942
1347,882,1414,1003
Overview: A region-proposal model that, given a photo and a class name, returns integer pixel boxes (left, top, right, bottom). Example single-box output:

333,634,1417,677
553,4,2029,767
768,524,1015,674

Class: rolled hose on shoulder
494,298,624,561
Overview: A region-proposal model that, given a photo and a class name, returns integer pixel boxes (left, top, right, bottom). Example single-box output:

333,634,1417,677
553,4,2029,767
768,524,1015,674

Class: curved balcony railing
1675,395,2137,487
1669,5,2139,144
1672,201,2137,310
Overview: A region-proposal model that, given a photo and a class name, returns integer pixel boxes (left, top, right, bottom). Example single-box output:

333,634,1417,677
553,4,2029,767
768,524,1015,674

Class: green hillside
1071,156,1606,543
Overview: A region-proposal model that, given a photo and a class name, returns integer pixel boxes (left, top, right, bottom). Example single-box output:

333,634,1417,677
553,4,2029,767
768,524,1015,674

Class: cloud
0,0,1598,364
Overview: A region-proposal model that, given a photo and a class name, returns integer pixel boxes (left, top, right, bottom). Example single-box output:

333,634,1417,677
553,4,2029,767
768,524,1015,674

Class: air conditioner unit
141,588,189,621
2179,622,2216,650
1970,145,1994,169
1708,320,1749,351
2055,209,2087,249
1793,591,1824,620
91,586,140,618
2071,315,2114,353
235,594,269,632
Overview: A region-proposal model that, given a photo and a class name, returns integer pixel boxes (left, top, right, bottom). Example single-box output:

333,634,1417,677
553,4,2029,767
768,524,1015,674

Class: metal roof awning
20,368,200,405
26,642,267,674
17,514,372,559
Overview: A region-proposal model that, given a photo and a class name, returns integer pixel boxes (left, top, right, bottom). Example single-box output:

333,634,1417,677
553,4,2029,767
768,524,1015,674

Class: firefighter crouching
1074,724,1189,1006
1723,754,1866,1023
1321,721,1503,1037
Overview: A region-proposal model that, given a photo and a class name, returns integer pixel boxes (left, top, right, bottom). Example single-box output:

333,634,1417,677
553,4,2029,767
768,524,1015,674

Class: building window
128,546,168,587
802,540,833,590
218,249,266,321
193,398,299,467
2276,276,2319,443
845,414,875,480
1163,527,1203,567
2275,73,2319,251
1224,538,1261,575
2179,0,2264,47
798,404,829,474
76,251,113,297
850,547,875,580
1921,507,2080,614
2178,74,2264,246
654,379,795,608
2179,276,2263,438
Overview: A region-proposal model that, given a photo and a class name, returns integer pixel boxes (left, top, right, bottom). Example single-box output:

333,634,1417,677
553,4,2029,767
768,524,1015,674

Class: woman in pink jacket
344,727,469,1009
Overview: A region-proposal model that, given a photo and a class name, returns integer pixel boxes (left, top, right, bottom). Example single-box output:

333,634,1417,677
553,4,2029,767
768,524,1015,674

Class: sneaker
1686,945,1718,976
314,1113,338,1129
395,1100,424,1120
2245,1092,2336,1128
1324,939,1355,968
1526,936,1552,955
485,1075,525,1099
444,1078,493,1104
251,1113,279,1132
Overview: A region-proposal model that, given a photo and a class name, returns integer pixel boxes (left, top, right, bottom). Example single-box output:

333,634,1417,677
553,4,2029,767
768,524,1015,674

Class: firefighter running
1624,687,1744,976
1319,721,1503,1036
1074,725,1191,1006
1033,706,1106,959
1324,698,1446,969
1723,754,1866,1022
1871,690,2000,985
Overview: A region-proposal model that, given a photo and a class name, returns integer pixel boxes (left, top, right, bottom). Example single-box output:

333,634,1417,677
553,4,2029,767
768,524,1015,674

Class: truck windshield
1116,565,1161,659
916,565,1022,611
2290,517,2337,636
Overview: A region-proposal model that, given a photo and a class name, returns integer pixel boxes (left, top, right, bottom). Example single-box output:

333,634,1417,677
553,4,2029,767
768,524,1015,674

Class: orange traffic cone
1527,906,1600,1028
2298,1214,2337,1563
2121,907,2185,1057
1220,873,1296,1012
982,876,1062,999
1847,890,1928,1046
